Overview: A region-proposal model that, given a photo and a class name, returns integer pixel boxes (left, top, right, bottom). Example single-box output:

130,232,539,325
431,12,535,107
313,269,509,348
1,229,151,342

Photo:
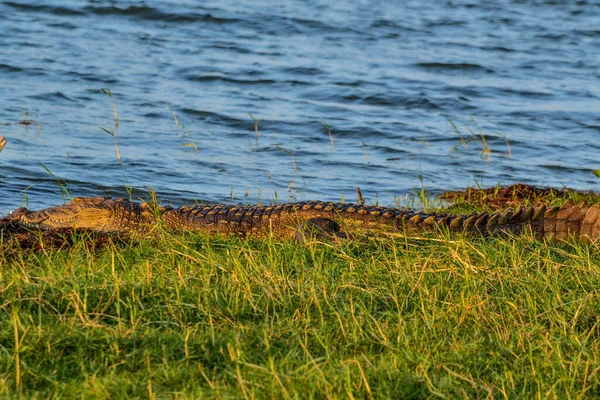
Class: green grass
1,198,600,398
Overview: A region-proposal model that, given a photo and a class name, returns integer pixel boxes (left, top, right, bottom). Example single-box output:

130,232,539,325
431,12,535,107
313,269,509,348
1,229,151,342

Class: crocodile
4,195,600,244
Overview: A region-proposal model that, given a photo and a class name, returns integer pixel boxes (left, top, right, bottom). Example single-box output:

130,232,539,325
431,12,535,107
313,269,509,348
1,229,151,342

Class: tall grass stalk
168,102,179,127
448,118,511,161
97,88,119,127
38,161,71,201
249,113,260,143
323,121,335,148
275,146,297,172
100,126,121,163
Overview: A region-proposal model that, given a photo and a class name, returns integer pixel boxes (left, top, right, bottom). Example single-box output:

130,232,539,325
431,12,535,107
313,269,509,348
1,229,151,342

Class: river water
0,0,599,213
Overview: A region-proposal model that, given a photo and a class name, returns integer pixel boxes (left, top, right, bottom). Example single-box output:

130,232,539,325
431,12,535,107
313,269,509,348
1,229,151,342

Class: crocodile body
4,196,600,243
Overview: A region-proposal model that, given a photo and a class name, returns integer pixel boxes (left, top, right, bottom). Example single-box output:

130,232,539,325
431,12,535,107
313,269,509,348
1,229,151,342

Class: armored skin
5,196,600,243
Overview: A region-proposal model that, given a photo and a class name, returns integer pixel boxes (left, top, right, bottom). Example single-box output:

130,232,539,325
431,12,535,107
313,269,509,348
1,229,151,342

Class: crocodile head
8,197,158,233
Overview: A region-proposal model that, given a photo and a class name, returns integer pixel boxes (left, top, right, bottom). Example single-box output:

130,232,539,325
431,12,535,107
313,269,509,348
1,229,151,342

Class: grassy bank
1,196,600,398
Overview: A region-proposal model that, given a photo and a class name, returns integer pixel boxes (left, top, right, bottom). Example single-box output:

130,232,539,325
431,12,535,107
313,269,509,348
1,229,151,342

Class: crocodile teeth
48,216,78,223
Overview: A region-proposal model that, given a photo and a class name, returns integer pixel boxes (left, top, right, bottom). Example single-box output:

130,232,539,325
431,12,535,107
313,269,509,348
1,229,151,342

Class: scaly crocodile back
163,200,600,242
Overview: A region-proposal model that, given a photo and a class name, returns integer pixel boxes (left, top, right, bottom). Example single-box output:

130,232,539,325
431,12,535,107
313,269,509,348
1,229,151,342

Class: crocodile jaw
9,197,114,231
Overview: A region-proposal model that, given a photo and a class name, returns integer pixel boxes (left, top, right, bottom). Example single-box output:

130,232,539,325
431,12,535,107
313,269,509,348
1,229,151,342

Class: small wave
280,67,324,76
584,124,600,132
277,15,366,37
181,108,248,129
178,66,265,77
368,145,412,155
535,33,567,41
416,62,493,73
333,80,368,87
46,21,77,30
370,19,419,32
366,95,441,110
498,88,552,98
27,92,75,102
0,63,22,73
482,17,516,26
143,112,162,119
540,164,589,173
287,16,333,31
575,29,600,38
0,63,46,76
360,95,398,107
68,72,119,84
425,19,466,28
85,5,241,25
209,43,252,54
184,74,275,86
4,1,84,16
481,46,516,53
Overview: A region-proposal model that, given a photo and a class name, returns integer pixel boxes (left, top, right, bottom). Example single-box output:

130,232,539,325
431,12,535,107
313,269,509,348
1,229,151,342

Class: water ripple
415,62,494,74
4,1,84,15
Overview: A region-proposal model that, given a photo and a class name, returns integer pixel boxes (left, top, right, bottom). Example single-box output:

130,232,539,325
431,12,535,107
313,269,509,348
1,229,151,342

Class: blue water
1,0,599,213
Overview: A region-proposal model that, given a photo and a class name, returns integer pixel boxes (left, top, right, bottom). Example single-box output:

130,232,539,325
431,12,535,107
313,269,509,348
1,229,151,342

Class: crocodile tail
580,203,600,242
404,204,549,240
471,204,544,238
471,201,600,242
542,200,600,242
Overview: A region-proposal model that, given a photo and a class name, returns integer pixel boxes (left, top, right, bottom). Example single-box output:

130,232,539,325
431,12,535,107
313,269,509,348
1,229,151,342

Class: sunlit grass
100,125,121,163
448,118,511,162
1,191,599,398
95,88,121,163
248,113,260,143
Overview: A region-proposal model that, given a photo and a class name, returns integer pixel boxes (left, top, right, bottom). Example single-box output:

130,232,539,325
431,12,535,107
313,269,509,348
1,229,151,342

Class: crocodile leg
295,217,347,242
